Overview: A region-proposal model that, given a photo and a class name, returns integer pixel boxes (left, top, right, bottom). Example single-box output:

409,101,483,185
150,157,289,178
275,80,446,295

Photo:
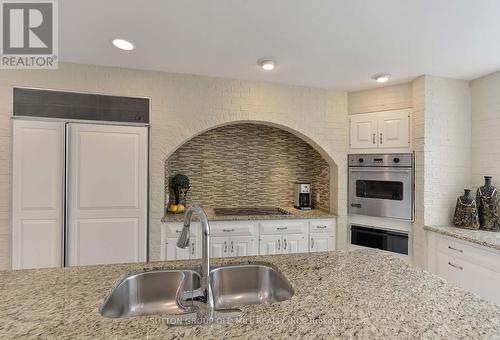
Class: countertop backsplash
165,123,330,211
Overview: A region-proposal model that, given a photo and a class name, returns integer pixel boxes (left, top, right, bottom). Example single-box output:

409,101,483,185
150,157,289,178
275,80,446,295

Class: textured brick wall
412,76,471,268
165,123,330,210
471,70,500,189
348,83,413,115
0,63,348,268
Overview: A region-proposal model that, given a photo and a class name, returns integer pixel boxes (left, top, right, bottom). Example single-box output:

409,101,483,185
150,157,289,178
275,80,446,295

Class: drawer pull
222,228,235,233
317,225,327,229
277,227,288,231
448,246,463,253
448,262,463,270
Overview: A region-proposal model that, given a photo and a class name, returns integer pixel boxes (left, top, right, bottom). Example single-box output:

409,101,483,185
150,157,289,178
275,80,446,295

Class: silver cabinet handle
283,239,287,250
277,239,281,250
448,262,463,270
311,237,314,249
223,228,235,233
224,241,227,253
372,133,376,144
277,227,288,231
380,133,383,144
230,240,234,253
191,242,195,255
448,245,463,253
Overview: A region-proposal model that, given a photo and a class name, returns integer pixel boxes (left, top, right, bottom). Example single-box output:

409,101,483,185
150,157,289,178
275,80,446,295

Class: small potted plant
168,174,190,213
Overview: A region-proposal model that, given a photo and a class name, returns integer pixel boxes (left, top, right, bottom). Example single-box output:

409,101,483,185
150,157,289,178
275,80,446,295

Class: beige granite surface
1,250,499,339
425,225,500,252
162,206,336,223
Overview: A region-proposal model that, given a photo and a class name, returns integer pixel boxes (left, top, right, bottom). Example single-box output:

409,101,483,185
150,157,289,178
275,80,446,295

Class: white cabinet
378,110,410,148
309,219,336,252
163,222,202,260
163,218,337,260
349,113,378,149
259,235,282,255
259,221,308,255
211,236,257,258
349,109,411,151
12,120,64,269
428,232,500,306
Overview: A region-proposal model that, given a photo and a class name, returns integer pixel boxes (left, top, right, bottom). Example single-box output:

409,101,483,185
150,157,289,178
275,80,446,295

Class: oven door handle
349,169,411,173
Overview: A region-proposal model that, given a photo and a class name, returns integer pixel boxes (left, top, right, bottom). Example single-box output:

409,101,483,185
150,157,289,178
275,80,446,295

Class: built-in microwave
348,153,414,221
350,224,409,255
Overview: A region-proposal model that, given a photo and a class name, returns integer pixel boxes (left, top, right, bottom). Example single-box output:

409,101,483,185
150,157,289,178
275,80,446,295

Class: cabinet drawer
435,235,500,273
211,221,258,237
435,250,500,306
309,219,335,233
259,221,307,235
165,222,200,238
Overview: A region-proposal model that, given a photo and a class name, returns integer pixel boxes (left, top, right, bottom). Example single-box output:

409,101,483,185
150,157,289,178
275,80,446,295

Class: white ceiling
60,0,500,91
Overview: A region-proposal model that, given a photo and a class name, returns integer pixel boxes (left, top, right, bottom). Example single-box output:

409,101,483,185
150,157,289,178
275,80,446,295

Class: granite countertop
425,225,500,252
161,206,337,223
1,250,499,339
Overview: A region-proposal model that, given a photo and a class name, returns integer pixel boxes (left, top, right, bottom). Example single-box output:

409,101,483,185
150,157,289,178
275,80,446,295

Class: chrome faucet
176,204,215,323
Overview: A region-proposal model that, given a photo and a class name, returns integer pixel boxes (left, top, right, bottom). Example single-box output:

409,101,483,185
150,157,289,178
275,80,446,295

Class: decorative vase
452,189,480,230
476,176,500,232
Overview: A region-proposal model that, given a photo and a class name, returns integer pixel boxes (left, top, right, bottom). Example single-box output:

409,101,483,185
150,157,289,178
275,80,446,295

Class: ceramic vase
453,189,480,230
476,176,500,232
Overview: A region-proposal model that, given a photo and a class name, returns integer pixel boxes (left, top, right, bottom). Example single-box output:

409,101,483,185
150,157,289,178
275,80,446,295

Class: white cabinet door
378,110,410,148
282,234,307,254
12,120,64,269
309,234,334,252
211,237,228,258
166,237,190,260
229,237,257,257
259,235,282,255
349,113,378,149
66,123,148,266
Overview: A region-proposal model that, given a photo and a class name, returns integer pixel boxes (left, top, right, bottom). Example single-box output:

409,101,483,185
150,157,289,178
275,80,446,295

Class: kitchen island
1,250,499,339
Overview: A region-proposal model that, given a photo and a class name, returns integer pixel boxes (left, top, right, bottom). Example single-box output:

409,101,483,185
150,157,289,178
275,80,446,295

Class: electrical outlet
316,192,320,203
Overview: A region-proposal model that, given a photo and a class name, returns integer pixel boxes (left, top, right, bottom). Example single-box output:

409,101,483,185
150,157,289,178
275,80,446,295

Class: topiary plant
171,174,190,205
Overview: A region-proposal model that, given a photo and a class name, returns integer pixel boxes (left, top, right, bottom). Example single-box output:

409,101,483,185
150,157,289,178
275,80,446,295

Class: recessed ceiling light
373,73,390,83
112,38,134,51
258,59,276,71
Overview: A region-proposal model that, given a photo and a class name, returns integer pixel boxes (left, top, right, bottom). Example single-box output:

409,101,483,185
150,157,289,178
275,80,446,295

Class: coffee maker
294,183,312,210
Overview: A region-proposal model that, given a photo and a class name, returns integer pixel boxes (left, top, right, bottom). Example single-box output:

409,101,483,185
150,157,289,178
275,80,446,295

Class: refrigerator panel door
12,119,64,269
66,123,148,266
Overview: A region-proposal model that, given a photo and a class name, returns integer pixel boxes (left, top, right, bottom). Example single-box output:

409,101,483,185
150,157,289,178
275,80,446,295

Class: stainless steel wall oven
348,153,414,221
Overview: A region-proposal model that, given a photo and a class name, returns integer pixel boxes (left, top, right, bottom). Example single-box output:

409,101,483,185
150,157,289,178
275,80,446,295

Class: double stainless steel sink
99,263,294,319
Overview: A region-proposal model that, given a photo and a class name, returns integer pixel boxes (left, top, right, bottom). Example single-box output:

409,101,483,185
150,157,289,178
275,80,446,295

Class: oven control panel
348,153,413,167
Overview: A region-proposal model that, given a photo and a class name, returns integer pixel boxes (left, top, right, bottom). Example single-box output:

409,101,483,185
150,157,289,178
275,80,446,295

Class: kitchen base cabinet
309,219,336,252
259,235,282,255
212,236,258,258
259,221,308,255
427,232,500,306
163,217,336,260
162,222,202,260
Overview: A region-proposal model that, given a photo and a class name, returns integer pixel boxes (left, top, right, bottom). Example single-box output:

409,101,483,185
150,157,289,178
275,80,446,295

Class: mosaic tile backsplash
165,123,330,211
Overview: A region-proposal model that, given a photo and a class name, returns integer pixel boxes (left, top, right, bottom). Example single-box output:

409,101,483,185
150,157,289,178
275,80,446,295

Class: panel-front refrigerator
12,119,148,269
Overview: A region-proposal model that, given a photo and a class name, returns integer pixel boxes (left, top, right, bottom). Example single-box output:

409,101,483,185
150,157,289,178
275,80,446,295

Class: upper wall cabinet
349,109,411,152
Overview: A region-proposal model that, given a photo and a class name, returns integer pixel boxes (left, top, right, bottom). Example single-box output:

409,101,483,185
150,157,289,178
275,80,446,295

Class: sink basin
99,264,293,319
99,269,200,318
210,264,294,309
